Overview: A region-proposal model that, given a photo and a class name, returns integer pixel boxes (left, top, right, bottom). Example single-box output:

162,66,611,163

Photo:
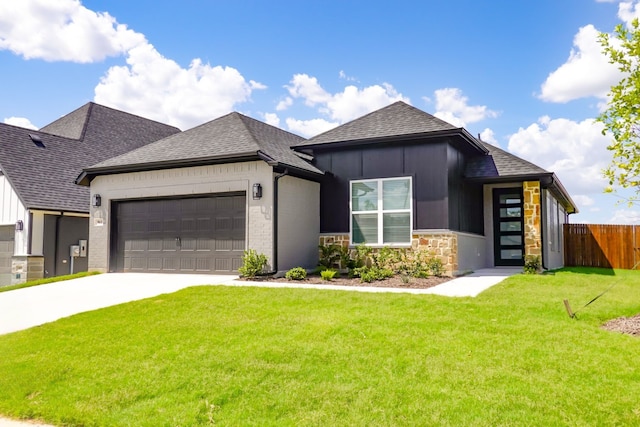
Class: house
78,101,577,276
0,103,180,285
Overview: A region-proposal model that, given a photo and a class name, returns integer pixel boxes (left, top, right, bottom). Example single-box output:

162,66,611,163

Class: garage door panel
115,194,245,274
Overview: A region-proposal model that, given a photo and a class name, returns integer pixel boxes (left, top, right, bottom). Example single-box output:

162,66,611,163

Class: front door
493,188,525,266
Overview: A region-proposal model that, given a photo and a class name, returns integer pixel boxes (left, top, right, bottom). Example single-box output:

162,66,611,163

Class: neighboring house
78,101,577,276
0,103,180,285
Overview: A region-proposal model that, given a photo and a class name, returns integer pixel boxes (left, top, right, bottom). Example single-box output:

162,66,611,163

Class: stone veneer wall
318,231,458,276
523,181,542,259
11,255,44,285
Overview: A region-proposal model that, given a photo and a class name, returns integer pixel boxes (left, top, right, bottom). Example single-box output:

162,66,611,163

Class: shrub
524,255,541,274
320,269,337,281
285,267,307,280
427,257,445,277
318,244,341,269
238,249,268,278
353,266,394,283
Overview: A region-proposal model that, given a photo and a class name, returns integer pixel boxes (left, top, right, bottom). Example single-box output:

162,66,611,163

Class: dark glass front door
493,188,525,266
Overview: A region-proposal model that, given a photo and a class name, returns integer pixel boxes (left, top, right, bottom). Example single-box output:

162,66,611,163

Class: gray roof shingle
88,112,322,174
296,101,458,147
0,103,180,213
465,140,548,178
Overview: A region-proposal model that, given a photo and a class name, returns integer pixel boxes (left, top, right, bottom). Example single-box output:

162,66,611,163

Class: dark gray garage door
113,193,246,274
0,225,14,286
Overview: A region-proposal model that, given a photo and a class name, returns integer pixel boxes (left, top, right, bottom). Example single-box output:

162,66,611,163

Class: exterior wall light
92,194,102,207
15,220,23,231
252,183,262,200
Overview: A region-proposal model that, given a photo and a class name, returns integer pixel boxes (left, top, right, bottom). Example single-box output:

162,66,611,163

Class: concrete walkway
0,267,520,427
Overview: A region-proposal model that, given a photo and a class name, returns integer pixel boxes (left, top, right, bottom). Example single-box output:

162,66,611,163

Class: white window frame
349,176,412,246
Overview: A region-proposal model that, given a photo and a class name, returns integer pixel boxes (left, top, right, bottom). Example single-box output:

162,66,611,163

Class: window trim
349,176,413,246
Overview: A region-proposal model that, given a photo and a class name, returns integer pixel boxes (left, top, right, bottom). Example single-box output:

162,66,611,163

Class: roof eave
76,152,261,186
466,172,578,214
294,128,489,154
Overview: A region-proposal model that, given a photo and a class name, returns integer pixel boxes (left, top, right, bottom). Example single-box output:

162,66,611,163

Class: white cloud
263,112,280,128
278,74,408,135
432,88,498,127
608,209,640,224
508,116,611,195
94,43,265,130
3,117,37,130
539,24,622,102
339,70,357,81
284,74,409,123
276,97,293,111
0,0,263,129
572,194,596,208
619,1,640,25
285,117,338,137
0,0,145,63
479,128,499,146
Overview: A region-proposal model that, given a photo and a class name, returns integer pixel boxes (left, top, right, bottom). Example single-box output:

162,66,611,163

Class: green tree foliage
598,19,640,201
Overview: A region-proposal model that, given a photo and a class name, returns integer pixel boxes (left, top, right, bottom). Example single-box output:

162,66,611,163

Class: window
351,177,412,245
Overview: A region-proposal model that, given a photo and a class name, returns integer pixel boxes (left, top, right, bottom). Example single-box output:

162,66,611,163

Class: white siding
88,161,275,272
277,175,320,271
0,175,29,255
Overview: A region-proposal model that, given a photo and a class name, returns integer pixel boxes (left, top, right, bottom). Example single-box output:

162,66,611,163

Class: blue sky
0,0,637,223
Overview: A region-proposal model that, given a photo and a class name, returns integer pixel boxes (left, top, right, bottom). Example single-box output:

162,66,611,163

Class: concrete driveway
0,268,521,336
0,273,237,335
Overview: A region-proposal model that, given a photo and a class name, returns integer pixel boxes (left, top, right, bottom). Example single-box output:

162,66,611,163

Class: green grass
0,271,100,293
0,267,639,426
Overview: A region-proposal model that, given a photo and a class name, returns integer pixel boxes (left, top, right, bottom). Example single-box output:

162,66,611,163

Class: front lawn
0,268,639,426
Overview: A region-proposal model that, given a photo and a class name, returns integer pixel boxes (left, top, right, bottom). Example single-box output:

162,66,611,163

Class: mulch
602,313,640,337
237,274,451,289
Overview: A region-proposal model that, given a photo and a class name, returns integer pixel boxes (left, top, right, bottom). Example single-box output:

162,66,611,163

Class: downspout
27,211,33,255
53,214,62,276
272,168,289,274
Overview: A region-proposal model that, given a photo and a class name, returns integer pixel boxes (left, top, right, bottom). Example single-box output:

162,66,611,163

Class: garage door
113,193,246,274
0,225,14,286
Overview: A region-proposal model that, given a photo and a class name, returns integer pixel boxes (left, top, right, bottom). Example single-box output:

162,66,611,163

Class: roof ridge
78,102,94,141
235,113,263,151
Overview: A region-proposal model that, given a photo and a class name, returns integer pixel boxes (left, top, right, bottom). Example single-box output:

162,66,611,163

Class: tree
598,18,640,202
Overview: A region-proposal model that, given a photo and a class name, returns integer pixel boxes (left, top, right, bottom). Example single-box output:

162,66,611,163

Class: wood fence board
564,224,638,269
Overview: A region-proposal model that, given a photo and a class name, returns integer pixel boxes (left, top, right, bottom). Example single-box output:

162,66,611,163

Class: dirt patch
237,274,451,289
602,313,640,337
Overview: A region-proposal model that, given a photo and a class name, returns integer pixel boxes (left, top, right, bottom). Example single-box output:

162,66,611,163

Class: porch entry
493,188,525,266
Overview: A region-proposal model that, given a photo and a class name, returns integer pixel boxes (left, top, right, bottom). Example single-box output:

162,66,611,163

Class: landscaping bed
603,313,640,336
238,273,452,289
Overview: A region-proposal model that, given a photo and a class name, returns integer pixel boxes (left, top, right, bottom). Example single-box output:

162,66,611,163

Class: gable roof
0,103,180,213
296,101,475,148
79,112,322,182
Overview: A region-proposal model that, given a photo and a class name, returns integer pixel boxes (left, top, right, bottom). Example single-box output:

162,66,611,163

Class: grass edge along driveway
0,267,638,426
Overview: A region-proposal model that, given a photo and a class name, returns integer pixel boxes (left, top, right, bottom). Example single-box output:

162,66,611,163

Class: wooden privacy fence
564,224,640,269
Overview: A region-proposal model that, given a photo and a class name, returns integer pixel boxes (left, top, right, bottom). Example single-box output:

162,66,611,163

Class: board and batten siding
0,174,28,255
88,161,275,273
277,175,320,270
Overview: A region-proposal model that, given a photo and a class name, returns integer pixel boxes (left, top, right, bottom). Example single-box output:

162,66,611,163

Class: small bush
318,244,341,269
524,255,541,274
353,266,394,283
427,257,445,276
320,269,337,281
285,267,307,280
238,249,268,278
